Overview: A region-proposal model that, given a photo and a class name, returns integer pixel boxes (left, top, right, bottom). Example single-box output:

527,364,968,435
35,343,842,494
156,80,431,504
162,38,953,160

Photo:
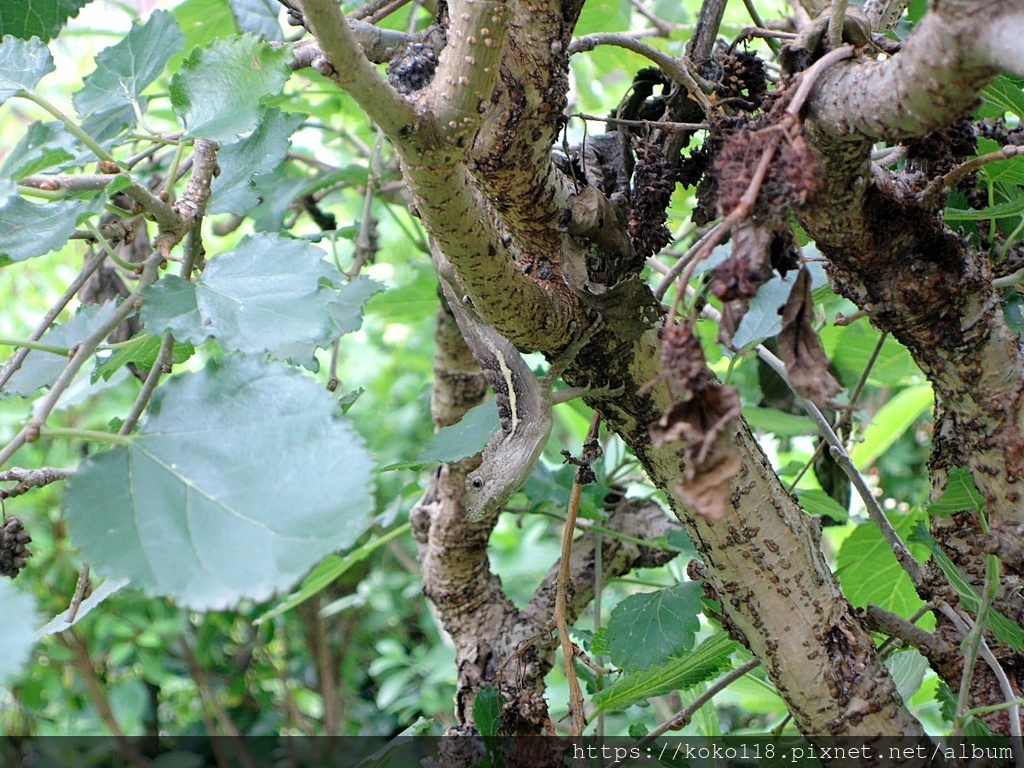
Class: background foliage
0,0,1017,740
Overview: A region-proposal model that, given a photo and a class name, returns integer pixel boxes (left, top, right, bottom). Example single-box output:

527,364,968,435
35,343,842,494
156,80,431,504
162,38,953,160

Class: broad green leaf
976,139,1024,186
208,107,303,215
0,0,92,42
849,384,933,470
142,235,382,359
256,522,410,622
928,467,985,516
742,406,813,437
732,261,828,349
92,335,194,383
0,582,38,684
169,35,291,143
575,0,629,35
824,321,921,388
472,686,501,739
139,275,205,345
979,74,1024,120
797,488,848,523
416,399,498,463
229,0,282,39
836,512,930,620
886,649,927,703
64,355,376,610
2,301,119,397
605,582,702,671
0,34,53,103
0,120,73,179
34,577,128,639
72,11,184,118
592,633,737,715
171,0,238,73
0,179,104,264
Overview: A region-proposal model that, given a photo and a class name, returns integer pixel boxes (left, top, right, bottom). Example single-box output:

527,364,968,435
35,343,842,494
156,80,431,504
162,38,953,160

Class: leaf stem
38,427,130,446
0,337,71,356
84,220,137,272
17,90,117,165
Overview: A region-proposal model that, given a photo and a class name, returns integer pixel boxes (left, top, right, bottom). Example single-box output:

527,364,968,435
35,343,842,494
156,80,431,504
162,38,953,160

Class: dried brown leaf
710,222,773,302
777,266,843,409
650,383,741,465
678,436,742,520
659,320,713,398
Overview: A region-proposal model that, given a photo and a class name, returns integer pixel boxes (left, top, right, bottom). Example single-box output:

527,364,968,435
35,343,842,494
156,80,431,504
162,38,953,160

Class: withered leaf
651,383,741,466
659,319,713,398
678,434,742,521
710,222,773,302
777,266,842,409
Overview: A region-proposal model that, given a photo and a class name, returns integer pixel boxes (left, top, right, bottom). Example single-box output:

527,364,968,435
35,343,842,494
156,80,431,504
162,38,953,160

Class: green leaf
472,686,501,739
741,406,813,437
142,235,382,359
140,275,205,346
0,120,73,179
2,301,119,397
416,400,498,463
835,512,930,619
796,488,848,523
208,107,303,215
885,649,927,703
0,179,104,264
592,633,737,715
0,34,53,103
169,35,291,143
605,582,703,671
228,0,282,40
910,529,1024,652
64,354,376,610
979,74,1024,121
825,322,921,388
928,467,985,517
0,0,93,42
72,11,183,118
575,0,629,35
732,260,828,349
946,195,1024,222
256,523,410,622
35,577,128,639
0,582,38,684
849,383,933,470
92,335,194,383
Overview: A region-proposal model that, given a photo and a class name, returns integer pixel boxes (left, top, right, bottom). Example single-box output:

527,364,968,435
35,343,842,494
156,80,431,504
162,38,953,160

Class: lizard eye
468,475,485,491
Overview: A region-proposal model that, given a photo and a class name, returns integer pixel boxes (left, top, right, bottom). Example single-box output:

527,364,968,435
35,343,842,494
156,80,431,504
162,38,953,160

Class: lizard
437,269,609,522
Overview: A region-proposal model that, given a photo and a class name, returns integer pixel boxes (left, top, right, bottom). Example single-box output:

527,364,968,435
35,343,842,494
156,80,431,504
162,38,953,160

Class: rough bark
297,0,1024,737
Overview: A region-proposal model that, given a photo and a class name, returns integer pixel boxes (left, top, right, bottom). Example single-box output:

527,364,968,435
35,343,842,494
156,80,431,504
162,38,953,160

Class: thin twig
0,467,76,498
626,0,673,36
67,563,91,623
568,34,712,114
571,112,708,132
828,0,849,51
922,144,1024,202
0,252,105,392
555,414,603,737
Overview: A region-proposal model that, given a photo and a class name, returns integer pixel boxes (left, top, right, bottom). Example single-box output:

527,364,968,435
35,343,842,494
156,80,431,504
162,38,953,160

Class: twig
64,633,150,768
0,467,76,499
626,0,672,36
922,144,1024,202
0,252,105,392
632,658,762,748
568,34,712,114
828,0,849,51
994,266,1024,289
652,225,722,300
67,563,91,623
0,256,162,469
571,112,708,132
555,414,603,737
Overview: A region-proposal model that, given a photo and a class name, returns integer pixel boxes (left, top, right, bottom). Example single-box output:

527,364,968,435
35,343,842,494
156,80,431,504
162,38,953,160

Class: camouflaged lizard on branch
437,267,611,522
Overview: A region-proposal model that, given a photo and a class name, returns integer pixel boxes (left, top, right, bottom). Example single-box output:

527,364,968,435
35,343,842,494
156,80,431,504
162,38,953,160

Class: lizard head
464,469,509,522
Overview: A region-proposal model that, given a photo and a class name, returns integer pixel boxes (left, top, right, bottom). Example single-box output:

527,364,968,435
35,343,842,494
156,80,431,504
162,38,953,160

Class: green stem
0,337,71,356
17,90,117,166
39,426,131,446
85,220,137,271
